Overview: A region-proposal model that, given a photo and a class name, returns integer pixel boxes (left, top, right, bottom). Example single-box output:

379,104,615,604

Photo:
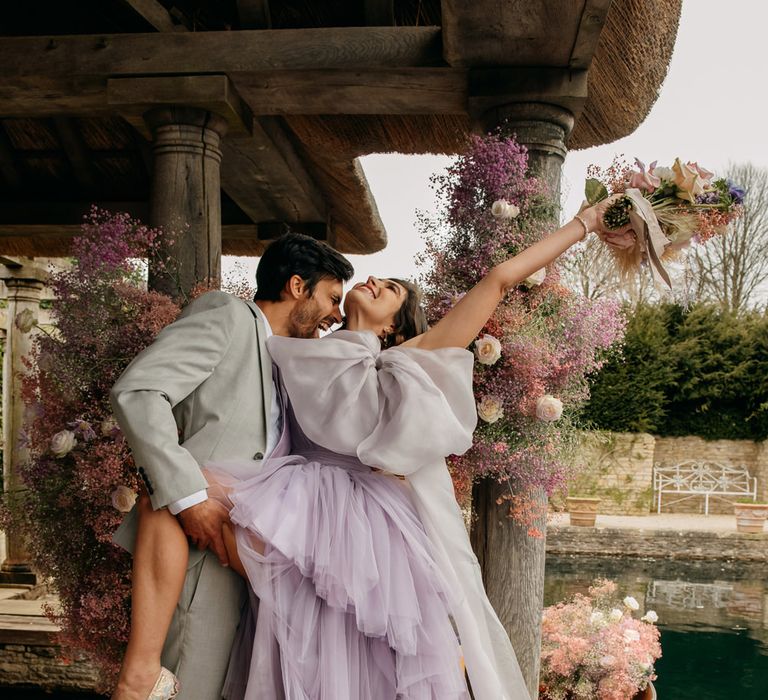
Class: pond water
545,555,768,699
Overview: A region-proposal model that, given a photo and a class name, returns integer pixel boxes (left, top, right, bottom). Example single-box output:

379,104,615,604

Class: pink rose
628,159,660,192
50,429,77,458
474,334,502,365
111,485,138,513
477,395,504,423
535,395,563,422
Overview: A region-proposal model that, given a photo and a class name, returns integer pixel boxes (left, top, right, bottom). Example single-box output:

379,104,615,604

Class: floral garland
418,133,626,532
0,209,181,685
540,579,661,700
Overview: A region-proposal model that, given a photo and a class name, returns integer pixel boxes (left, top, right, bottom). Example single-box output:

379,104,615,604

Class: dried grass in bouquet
585,158,745,288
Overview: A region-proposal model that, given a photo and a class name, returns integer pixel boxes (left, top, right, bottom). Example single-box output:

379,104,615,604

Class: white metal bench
653,461,757,515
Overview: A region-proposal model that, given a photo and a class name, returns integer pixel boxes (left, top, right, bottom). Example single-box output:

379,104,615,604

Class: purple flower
727,179,745,205
695,191,720,205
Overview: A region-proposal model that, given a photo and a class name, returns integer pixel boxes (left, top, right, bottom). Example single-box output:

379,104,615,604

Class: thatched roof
0,0,682,258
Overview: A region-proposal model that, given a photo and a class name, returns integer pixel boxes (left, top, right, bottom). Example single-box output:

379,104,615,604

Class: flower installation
0,209,182,686
417,133,626,533
585,157,745,287
540,579,661,700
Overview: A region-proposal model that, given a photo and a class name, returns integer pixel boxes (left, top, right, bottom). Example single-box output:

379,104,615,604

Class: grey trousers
114,511,248,700
164,550,248,700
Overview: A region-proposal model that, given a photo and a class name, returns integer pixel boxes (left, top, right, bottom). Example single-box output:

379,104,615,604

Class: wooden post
471,103,574,699
0,262,47,585
145,106,228,298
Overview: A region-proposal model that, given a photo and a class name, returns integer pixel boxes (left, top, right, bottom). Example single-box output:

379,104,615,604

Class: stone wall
0,641,100,692
547,523,768,562
653,436,768,513
562,433,768,516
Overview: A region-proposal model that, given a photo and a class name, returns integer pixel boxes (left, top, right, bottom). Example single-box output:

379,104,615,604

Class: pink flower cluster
4,210,182,688
418,134,626,515
540,579,661,700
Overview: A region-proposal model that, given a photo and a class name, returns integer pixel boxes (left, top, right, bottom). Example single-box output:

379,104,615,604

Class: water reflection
545,556,768,698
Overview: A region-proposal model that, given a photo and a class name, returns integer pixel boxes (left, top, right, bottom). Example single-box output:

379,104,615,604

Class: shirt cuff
167,489,208,515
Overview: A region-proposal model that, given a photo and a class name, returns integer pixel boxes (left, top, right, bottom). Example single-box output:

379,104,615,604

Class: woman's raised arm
405,201,632,351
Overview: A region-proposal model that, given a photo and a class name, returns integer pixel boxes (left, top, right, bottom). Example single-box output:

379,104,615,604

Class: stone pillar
471,102,574,699
145,106,228,299
0,263,47,584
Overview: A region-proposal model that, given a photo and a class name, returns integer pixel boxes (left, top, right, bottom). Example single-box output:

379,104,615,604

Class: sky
225,0,768,290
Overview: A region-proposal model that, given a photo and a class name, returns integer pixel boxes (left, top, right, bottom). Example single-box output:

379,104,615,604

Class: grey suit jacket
111,291,272,562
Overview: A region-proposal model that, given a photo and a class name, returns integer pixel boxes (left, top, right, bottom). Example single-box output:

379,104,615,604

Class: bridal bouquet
585,157,745,287
540,579,661,700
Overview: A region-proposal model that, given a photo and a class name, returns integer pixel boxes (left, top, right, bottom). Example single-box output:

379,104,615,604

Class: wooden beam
441,0,587,67
0,223,323,257
0,68,467,118
0,76,107,118
220,117,327,224
569,0,613,69
118,0,182,33
468,67,589,120
236,0,272,29
232,68,466,115
0,27,444,77
107,75,253,138
52,117,97,190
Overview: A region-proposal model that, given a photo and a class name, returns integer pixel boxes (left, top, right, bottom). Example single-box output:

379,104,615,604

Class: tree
559,234,664,307
689,163,768,313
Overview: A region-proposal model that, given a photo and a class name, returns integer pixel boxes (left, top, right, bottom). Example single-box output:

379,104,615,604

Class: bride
112,199,633,700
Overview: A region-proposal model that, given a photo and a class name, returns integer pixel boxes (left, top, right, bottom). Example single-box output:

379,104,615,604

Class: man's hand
177,499,231,567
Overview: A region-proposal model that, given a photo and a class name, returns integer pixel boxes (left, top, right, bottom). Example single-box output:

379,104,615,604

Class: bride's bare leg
112,493,188,700
221,522,265,578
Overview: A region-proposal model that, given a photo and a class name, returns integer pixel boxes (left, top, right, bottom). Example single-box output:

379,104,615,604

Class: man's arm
110,292,245,563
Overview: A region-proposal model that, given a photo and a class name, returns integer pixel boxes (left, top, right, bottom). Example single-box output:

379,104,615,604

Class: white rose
111,485,138,513
491,199,520,220
100,417,119,437
652,166,675,181
50,429,77,458
477,395,504,424
641,610,658,624
535,395,563,422
523,268,547,287
624,596,640,611
504,202,520,219
590,611,606,626
623,628,641,643
14,308,38,334
474,334,502,366
609,608,623,622
599,655,616,668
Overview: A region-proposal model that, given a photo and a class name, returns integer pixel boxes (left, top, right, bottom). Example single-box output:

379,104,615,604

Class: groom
111,233,354,698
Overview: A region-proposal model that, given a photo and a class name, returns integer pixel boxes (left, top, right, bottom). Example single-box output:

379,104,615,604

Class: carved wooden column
0,262,47,584
471,103,574,699
145,106,228,299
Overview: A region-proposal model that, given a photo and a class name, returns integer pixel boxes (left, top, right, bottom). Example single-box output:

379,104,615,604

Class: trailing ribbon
623,188,672,289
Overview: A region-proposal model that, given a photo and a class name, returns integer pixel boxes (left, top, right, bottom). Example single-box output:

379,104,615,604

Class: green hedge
583,303,768,441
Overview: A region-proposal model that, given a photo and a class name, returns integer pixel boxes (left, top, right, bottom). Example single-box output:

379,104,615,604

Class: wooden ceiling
0,1,681,257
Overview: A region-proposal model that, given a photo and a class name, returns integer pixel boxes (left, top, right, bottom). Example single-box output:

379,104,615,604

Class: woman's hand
579,197,637,250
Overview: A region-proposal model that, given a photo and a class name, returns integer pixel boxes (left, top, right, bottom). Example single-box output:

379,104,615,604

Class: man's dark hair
254,233,354,301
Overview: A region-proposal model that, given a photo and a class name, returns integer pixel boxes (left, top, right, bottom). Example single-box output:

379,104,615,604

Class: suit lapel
244,300,273,438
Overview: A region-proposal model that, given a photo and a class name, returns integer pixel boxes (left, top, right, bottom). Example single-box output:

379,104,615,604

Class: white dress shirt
167,304,281,514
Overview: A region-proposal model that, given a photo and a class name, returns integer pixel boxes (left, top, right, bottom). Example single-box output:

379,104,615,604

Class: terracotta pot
734,503,768,534
633,681,657,699
565,496,601,527
540,681,656,699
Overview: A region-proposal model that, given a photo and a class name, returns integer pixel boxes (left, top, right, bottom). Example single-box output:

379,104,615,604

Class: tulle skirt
204,452,470,700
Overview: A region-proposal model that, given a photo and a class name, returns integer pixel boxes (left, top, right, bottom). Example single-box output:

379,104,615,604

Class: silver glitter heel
147,667,179,700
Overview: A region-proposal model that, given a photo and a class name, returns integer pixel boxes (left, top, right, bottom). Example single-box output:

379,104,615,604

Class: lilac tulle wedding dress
206,331,529,700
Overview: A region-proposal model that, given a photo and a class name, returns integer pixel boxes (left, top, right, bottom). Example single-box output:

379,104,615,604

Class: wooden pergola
0,1,682,695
